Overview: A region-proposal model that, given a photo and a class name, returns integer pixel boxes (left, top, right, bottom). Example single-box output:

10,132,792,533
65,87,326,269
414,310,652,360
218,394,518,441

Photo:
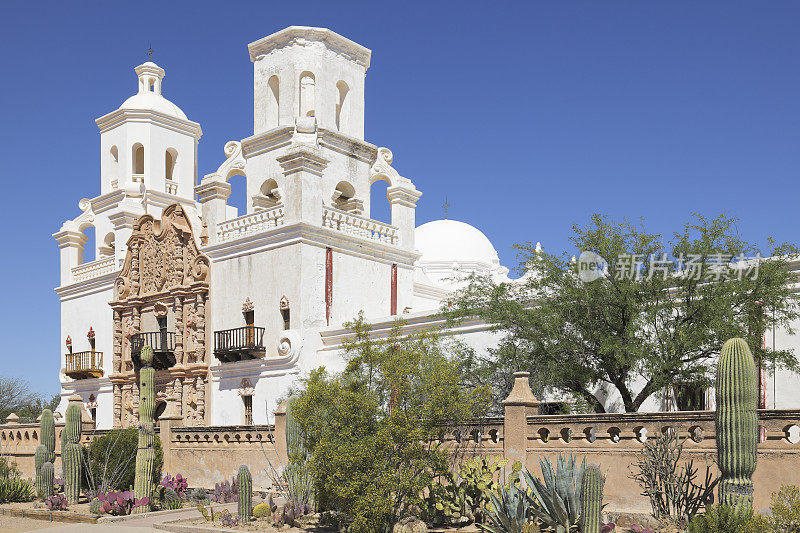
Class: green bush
769,485,800,532
687,505,770,533
0,477,35,503
292,314,491,533
86,428,162,492
0,457,21,479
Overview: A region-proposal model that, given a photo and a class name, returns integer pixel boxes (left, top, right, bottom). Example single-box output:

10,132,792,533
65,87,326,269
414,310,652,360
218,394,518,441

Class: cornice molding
248,26,371,69
96,108,202,139
203,221,419,266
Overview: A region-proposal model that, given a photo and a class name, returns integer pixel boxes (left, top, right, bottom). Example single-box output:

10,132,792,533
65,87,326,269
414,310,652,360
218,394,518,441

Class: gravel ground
0,514,60,532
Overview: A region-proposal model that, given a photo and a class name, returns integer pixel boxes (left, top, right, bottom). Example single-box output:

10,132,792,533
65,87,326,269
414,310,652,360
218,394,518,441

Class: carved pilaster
174,377,183,418
197,376,206,424
196,293,206,364
113,383,122,428
175,296,184,365
113,310,122,373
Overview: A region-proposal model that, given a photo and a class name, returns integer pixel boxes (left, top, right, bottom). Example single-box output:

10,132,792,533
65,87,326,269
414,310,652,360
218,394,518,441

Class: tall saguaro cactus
62,403,83,505
716,337,758,513
238,465,252,522
133,345,156,513
132,345,156,512
35,409,56,498
580,465,604,533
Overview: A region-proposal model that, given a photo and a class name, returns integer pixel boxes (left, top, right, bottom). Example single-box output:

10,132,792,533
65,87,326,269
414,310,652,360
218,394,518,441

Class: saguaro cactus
716,337,758,513
580,465,604,533
238,465,252,522
36,408,57,498
133,345,156,513
62,403,83,505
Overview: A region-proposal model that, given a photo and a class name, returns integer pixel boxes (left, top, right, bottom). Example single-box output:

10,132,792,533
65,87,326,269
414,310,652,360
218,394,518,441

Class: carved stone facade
110,204,211,427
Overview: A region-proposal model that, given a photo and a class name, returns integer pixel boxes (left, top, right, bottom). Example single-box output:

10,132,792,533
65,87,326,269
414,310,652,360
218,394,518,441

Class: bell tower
95,61,203,207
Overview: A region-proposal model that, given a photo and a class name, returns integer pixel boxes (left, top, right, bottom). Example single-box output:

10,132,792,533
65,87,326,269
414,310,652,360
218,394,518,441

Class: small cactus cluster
580,465,604,533
238,465,252,522
35,409,56,499
715,337,758,513
133,345,157,513
62,403,83,505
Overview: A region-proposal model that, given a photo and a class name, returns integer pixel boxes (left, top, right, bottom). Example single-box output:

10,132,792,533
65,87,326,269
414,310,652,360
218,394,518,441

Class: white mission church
53,26,800,429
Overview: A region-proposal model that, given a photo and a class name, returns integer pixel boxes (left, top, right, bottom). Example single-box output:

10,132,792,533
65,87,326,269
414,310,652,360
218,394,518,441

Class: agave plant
478,482,539,533
522,454,585,533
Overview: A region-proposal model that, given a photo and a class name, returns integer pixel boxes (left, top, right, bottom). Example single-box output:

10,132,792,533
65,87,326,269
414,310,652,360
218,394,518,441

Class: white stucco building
53,27,520,428
53,26,800,428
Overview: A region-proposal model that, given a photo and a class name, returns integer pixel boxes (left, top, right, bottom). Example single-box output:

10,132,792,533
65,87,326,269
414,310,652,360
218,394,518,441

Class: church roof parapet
247,26,371,69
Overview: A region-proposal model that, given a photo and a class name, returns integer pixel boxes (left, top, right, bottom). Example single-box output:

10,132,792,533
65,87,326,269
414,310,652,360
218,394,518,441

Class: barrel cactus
133,345,156,513
581,465,604,533
716,337,758,513
238,465,252,522
62,403,83,505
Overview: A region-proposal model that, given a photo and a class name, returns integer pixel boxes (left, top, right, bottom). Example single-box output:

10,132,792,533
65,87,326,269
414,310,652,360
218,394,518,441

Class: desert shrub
770,484,800,532
86,428,162,492
0,456,21,479
629,432,718,523
687,505,770,533
292,314,490,533
0,476,34,503
187,487,209,503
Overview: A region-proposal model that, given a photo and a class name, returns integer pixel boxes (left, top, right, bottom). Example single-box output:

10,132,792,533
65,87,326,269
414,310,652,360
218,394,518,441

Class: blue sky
1,1,799,395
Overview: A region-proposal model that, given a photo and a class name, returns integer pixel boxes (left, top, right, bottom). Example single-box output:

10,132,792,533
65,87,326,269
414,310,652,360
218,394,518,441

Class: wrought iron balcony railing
214,326,266,363
65,351,103,379
131,331,176,370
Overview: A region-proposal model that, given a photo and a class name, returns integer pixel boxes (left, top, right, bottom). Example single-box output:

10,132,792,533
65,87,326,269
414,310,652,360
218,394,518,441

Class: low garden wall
2,378,799,513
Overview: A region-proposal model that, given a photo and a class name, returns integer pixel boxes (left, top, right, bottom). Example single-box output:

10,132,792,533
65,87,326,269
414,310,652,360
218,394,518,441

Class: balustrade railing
71,256,118,282
216,206,285,243
214,326,266,363
322,205,399,245
64,351,103,379
131,331,176,370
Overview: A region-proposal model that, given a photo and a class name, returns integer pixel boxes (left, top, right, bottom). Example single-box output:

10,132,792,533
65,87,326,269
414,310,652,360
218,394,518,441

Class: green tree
291,314,490,532
0,377,59,423
447,213,799,413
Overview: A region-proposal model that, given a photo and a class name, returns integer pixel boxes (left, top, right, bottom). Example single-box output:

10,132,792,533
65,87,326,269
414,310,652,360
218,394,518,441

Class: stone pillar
386,184,422,251
53,228,87,286
195,178,231,245
159,394,183,475
273,400,288,464
108,207,144,265
502,372,540,469
276,145,329,226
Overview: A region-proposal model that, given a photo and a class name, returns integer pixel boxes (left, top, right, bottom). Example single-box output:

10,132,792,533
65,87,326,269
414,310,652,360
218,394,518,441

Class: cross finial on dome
147,44,153,62
442,197,451,220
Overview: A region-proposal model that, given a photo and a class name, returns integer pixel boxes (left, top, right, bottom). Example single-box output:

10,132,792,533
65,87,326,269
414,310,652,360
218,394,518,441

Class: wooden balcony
131,331,176,371
65,351,103,379
214,326,266,363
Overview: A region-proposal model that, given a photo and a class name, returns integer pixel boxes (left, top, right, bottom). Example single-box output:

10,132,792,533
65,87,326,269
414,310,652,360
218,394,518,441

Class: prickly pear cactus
62,403,82,505
133,345,156,513
238,465,252,522
581,465,604,533
716,337,758,513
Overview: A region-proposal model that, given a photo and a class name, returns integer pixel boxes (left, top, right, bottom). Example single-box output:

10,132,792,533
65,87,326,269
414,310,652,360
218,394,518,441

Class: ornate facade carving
110,203,210,428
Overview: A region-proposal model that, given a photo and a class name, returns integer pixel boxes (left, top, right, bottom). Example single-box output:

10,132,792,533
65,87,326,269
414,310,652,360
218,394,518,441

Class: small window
281,308,290,330
243,395,253,425
165,148,177,181
132,143,145,179
299,72,316,118
90,407,97,422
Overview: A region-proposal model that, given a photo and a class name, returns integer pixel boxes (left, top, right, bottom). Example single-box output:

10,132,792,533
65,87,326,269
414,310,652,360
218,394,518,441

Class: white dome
416,219,500,267
118,62,187,120
120,92,187,120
